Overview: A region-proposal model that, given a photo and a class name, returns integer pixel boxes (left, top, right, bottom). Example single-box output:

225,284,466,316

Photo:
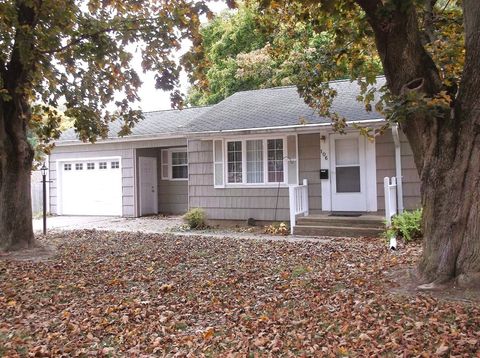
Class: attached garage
58,158,123,216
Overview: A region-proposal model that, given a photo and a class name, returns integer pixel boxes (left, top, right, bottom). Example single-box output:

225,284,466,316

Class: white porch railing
384,176,398,226
289,179,309,234
384,176,398,249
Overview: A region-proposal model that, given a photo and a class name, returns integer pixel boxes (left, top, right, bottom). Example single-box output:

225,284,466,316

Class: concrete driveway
33,215,183,234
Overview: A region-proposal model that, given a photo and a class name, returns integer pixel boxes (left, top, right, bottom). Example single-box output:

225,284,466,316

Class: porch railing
289,179,309,234
384,176,398,226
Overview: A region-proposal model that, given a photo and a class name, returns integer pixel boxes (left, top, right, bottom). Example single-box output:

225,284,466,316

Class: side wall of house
188,139,290,221
136,147,188,215
298,133,322,214
375,131,421,211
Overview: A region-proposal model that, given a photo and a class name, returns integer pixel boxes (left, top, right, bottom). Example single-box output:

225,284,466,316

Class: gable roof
186,78,385,134
57,78,385,143
58,106,211,142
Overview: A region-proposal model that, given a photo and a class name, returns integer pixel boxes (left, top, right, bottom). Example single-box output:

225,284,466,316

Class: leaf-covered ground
0,231,479,357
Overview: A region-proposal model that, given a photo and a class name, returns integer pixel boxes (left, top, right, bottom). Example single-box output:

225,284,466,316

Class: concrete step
293,225,384,238
296,217,384,229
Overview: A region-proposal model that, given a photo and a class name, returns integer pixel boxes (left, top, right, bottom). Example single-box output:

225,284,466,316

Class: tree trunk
416,119,480,288
0,103,36,251
354,0,480,287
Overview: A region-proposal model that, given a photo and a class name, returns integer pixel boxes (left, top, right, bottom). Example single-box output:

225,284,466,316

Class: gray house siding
298,133,322,214
135,147,188,215
375,131,421,211
188,139,290,221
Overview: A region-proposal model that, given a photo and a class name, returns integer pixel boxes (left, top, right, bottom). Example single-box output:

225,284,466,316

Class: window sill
220,183,289,189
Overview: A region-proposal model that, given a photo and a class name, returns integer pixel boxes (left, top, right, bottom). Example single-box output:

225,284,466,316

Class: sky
133,2,229,112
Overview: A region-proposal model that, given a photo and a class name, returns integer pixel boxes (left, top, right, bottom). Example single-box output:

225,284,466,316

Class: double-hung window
161,148,188,180
226,138,285,185
171,150,188,179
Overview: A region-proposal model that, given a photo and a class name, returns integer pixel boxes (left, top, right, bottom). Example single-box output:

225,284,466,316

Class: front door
139,156,158,215
330,133,367,212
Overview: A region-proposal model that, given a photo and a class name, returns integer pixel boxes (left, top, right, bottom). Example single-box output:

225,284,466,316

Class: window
246,140,263,183
267,139,284,183
225,138,285,185
75,163,83,170
87,163,95,170
64,164,72,171
99,162,107,169
171,151,188,179
111,161,119,169
227,141,242,183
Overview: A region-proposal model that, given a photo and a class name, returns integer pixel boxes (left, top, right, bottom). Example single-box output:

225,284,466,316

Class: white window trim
224,136,288,188
162,147,188,181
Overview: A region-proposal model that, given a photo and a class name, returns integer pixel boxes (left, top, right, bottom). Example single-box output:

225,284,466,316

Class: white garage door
60,158,122,216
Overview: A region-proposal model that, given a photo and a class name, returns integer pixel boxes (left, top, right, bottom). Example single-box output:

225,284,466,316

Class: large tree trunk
417,119,480,288
0,106,36,251
355,0,480,287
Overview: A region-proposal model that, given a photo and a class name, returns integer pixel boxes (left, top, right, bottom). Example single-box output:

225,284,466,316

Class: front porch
288,176,399,237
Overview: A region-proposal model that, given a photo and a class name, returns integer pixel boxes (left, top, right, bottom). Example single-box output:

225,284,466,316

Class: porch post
289,185,295,234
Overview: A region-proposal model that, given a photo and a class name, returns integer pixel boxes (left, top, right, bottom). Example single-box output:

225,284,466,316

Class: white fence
288,179,309,234
384,176,398,226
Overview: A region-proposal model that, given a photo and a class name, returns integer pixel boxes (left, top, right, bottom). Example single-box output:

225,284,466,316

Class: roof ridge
228,76,386,96
142,104,212,114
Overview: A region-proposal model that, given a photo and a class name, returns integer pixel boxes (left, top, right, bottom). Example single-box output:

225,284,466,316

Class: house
48,79,421,234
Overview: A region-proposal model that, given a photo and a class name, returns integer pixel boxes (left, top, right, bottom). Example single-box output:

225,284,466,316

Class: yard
1,231,479,356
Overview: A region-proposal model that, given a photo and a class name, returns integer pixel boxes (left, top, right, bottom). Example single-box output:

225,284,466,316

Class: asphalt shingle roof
58,106,211,141
58,78,385,142
186,78,385,133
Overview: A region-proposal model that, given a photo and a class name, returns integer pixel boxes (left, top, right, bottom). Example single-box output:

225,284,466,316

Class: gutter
187,118,386,138
54,118,387,146
54,132,188,147
392,125,404,213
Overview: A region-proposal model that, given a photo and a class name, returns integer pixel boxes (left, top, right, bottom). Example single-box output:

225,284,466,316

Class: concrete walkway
33,215,329,243
33,215,183,234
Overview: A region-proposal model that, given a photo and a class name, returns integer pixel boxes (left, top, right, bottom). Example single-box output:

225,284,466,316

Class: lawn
0,231,479,356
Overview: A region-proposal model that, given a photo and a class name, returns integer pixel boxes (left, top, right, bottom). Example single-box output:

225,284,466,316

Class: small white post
302,179,309,216
384,177,392,226
289,185,295,234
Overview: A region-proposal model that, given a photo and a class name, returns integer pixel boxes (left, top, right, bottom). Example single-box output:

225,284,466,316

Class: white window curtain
246,140,263,183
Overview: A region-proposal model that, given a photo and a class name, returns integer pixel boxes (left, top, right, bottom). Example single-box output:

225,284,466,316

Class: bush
385,209,423,242
183,208,206,229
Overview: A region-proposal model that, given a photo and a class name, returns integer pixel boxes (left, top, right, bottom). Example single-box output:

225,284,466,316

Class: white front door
330,133,367,212
139,157,158,216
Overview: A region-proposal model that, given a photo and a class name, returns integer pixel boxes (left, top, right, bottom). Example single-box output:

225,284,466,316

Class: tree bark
354,0,480,287
0,104,35,251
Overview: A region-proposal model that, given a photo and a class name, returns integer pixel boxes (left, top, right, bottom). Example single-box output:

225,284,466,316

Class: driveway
33,215,183,234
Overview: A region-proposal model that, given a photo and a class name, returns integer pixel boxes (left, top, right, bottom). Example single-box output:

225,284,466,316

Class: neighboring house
49,79,421,234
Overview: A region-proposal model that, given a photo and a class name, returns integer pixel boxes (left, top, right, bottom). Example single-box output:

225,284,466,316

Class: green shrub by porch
184,208,207,229
385,209,423,243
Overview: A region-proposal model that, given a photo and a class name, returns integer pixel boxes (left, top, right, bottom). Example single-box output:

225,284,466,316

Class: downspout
392,125,404,214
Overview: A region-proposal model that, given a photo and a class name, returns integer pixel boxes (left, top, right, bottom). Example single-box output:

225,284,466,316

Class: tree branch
457,0,480,111
37,17,155,55
354,0,383,25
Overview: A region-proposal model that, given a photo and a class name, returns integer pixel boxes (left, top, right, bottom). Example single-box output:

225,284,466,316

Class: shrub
385,209,423,242
183,208,206,229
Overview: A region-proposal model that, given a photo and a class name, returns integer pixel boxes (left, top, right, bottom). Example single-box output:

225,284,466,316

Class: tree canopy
185,1,382,106
0,0,211,250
